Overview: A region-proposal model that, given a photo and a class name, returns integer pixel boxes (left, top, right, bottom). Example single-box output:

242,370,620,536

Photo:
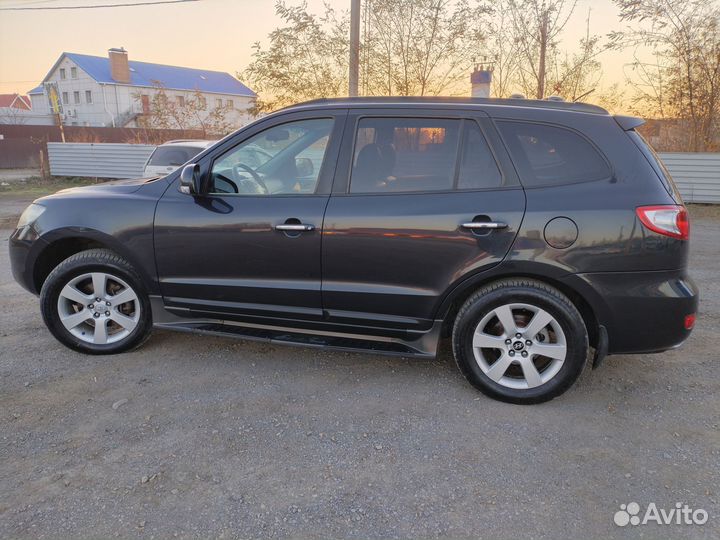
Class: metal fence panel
48,142,156,179
658,152,720,204
44,144,720,201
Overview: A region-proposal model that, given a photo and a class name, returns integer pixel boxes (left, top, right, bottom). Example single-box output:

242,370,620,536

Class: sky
0,0,638,97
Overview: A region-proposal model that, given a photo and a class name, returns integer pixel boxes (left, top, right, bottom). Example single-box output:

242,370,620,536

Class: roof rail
285,96,609,115
163,139,212,144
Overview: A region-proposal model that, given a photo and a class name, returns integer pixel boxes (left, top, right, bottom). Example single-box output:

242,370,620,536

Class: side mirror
179,163,202,195
295,157,314,178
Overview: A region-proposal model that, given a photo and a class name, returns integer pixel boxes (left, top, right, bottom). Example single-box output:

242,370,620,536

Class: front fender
30,227,159,295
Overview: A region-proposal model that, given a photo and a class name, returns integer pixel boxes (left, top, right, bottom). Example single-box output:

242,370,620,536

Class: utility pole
349,0,361,97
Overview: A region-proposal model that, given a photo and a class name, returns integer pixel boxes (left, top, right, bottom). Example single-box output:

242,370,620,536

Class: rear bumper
570,269,698,354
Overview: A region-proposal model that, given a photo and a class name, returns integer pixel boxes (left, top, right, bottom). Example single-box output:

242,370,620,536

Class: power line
0,0,66,7
0,0,199,10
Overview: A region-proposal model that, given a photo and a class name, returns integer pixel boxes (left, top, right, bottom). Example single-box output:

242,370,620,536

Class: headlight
17,203,46,228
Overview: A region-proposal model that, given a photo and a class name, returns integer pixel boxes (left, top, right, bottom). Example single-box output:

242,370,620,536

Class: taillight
684,314,696,330
636,205,690,240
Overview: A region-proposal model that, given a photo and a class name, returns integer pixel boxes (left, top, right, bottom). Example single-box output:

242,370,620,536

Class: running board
154,321,438,358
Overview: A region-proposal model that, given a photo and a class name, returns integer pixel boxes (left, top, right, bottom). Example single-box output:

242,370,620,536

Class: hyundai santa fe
9,97,698,404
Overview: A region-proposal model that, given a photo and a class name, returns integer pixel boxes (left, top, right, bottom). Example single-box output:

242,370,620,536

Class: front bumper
9,227,43,294
571,269,698,354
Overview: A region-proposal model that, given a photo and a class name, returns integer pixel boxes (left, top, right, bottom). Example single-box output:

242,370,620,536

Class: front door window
209,118,334,195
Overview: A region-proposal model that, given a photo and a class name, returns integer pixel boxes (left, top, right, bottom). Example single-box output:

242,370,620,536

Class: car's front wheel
452,279,589,404
40,249,152,354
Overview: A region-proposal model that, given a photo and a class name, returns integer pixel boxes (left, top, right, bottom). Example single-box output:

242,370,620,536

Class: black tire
40,249,152,355
452,279,589,404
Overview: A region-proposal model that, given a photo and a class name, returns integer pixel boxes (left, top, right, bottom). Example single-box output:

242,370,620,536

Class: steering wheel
233,163,269,194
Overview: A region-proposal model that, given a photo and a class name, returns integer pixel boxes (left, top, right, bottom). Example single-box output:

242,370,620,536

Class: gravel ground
0,169,41,184
1,206,718,539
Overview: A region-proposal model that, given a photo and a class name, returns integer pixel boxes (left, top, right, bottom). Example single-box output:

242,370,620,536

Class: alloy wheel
471,303,567,390
56,272,140,345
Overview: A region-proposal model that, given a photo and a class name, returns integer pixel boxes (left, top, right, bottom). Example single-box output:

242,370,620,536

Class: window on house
73,91,80,105
177,95,185,106
59,68,66,80
216,98,222,108
62,92,69,105
85,90,93,104
140,94,150,114
199,96,207,109
350,117,461,194
226,99,234,108
70,67,77,79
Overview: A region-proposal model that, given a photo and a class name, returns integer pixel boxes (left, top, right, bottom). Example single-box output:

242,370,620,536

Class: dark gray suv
9,97,698,403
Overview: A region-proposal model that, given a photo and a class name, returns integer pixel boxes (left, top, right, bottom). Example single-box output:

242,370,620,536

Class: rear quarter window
626,130,682,200
497,121,612,187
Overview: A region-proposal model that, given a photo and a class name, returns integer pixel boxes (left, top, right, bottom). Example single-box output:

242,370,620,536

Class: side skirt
149,296,441,359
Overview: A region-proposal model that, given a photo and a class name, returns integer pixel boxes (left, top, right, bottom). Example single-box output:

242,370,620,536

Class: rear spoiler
614,115,645,131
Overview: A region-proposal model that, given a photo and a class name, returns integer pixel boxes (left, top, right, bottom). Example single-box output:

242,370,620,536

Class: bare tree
0,106,29,125
507,0,577,98
134,86,236,137
361,0,485,96
243,0,485,111
479,4,520,98
479,1,608,101
243,2,349,113
611,0,720,151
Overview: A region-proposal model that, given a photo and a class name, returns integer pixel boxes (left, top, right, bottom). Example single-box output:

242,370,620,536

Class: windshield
147,146,204,167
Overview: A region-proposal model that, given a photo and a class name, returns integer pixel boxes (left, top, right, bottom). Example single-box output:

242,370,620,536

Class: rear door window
350,117,461,193
497,121,611,187
457,121,504,190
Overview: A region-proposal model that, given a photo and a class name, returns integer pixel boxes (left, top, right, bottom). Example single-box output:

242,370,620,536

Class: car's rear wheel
40,249,152,354
452,279,589,404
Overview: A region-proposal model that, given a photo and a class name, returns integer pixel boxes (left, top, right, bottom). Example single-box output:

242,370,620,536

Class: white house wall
30,55,255,130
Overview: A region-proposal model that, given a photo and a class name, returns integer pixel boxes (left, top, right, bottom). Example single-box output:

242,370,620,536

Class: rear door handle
275,223,315,231
461,221,508,230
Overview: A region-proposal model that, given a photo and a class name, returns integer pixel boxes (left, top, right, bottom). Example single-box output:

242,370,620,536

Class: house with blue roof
28,48,257,129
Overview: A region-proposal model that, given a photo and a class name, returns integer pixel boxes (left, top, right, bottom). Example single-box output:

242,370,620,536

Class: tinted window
209,118,333,195
457,121,503,190
148,146,202,167
497,121,611,186
627,130,680,199
350,117,460,193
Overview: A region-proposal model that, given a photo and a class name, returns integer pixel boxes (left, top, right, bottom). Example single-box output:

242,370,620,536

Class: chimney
470,62,493,98
108,47,130,84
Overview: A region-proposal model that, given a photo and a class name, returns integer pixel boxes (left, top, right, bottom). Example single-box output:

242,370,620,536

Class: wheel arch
32,228,156,294
436,268,604,349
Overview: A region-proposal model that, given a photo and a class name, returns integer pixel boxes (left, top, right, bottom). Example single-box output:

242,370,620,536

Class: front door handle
275,223,315,232
461,221,508,230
